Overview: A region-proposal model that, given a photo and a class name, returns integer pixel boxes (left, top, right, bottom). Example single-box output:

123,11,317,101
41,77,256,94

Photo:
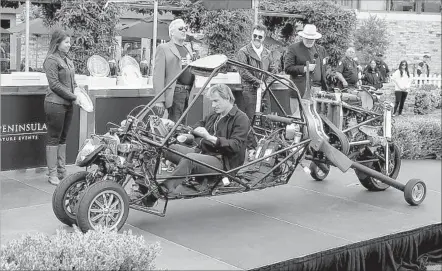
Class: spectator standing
362,60,383,90
236,24,275,121
391,60,412,116
416,54,430,84
152,19,196,122
284,24,329,115
375,53,390,83
335,47,359,90
43,29,78,185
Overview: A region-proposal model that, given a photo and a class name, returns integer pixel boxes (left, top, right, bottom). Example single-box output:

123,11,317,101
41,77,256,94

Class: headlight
76,139,100,165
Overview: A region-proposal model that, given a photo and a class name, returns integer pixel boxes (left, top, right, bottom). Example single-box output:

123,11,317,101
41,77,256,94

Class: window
421,0,441,13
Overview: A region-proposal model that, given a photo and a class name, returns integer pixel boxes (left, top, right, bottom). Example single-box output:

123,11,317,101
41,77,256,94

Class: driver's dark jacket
193,105,249,172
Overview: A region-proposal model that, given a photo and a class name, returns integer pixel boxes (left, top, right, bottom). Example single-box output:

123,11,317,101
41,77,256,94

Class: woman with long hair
391,60,412,116
362,60,383,90
43,29,78,185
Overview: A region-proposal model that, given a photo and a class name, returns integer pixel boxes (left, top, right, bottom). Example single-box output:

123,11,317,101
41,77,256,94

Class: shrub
0,225,161,271
413,88,442,115
393,114,441,160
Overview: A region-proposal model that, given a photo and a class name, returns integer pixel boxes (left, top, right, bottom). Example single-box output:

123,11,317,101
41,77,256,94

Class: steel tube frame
351,162,405,191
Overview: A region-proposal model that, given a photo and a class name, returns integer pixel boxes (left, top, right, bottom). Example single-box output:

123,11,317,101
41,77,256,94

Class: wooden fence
411,74,442,88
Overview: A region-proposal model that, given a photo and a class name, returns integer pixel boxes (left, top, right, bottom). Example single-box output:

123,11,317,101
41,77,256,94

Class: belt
176,84,192,90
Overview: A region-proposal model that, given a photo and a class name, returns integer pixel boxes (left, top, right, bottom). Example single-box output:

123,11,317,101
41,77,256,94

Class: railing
411,74,442,88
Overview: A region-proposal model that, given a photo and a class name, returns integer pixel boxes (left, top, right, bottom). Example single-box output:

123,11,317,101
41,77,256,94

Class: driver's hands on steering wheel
192,127,210,140
153,102,165,117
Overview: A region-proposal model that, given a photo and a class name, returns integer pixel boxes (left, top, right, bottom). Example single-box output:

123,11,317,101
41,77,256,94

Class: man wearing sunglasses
284,24,330,116
153,19,196,122
236,24,276,149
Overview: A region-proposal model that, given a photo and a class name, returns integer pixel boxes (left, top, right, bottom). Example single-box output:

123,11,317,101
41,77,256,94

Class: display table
1,86,80,171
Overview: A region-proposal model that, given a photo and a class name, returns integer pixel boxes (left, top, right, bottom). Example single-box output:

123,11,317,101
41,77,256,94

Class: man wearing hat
375,53,390,83
284,24,329,116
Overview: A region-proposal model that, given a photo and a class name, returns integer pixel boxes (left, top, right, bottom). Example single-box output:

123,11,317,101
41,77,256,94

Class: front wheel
76,181,129,233
52,171,90,226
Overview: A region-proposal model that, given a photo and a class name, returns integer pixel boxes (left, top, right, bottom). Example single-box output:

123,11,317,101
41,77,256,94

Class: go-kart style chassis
52,56,427,233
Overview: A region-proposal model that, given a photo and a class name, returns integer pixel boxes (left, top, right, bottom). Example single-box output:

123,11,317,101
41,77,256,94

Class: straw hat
298,24,322,40
74,86,94,112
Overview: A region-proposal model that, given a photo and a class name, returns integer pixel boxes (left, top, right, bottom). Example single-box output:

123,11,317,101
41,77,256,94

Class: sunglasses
253,34,264,40
178,26,188,31
401,64,407,66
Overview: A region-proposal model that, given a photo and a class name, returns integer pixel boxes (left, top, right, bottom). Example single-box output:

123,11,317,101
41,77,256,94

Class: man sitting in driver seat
149,84,250,202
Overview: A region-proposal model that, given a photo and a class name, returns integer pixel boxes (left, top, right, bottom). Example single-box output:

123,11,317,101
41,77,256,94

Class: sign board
1,94,79,171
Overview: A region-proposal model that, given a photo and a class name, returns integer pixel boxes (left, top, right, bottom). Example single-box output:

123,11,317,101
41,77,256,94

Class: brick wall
357,12,441,75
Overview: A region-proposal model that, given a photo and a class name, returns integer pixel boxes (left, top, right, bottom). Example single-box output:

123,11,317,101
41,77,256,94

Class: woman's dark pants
44,101,73,146
394,91,408,115
44,101,73,183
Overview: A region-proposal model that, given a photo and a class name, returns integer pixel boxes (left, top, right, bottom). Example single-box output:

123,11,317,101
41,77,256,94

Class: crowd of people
40,19,423,202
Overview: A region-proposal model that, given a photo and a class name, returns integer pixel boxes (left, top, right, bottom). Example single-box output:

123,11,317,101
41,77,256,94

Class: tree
180,0,253,61
261,0,357,66
354,15,389,66
41,0,124,75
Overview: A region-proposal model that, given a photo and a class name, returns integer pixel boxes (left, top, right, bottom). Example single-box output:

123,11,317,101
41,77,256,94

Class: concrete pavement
1,160,441,270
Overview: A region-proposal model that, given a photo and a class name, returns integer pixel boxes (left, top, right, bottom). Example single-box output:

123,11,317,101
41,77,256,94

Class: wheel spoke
102,194,109,207
94,198,105,209
91,213,104,222
90,208,102,213
108,194,114,207
109,200,119,209
109,209,120,214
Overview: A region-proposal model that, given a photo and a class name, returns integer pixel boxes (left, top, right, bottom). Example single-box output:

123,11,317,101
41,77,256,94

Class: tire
52,171,90,226
356,143,401,191
404,179,426,206
310,162,330,181
76,181,129,233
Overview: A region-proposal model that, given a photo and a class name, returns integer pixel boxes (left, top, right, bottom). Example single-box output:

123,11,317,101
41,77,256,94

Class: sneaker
48,176,60,186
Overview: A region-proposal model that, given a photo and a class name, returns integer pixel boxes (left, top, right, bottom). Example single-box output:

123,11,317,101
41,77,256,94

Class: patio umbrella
8,18,73,35
119,19,171,40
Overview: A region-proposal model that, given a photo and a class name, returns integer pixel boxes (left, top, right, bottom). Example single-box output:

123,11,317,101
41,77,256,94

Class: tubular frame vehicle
52,55,427,233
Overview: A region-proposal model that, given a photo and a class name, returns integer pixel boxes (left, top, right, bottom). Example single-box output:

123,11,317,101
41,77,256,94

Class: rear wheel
310,162,330,181
76,181,129,233
404,179,426,206
52,171,90,226
356,143,401,191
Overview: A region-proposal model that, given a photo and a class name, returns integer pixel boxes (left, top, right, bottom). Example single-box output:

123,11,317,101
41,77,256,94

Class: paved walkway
1,160,441,270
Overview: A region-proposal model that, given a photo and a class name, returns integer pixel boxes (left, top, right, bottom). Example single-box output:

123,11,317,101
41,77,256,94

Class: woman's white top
391,69,412,91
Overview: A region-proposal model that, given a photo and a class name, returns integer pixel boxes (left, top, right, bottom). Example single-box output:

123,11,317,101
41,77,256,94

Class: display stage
1,160,440,270
126,160,442,270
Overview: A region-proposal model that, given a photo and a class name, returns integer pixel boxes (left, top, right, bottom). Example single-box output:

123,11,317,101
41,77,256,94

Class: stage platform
1,160,441,270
